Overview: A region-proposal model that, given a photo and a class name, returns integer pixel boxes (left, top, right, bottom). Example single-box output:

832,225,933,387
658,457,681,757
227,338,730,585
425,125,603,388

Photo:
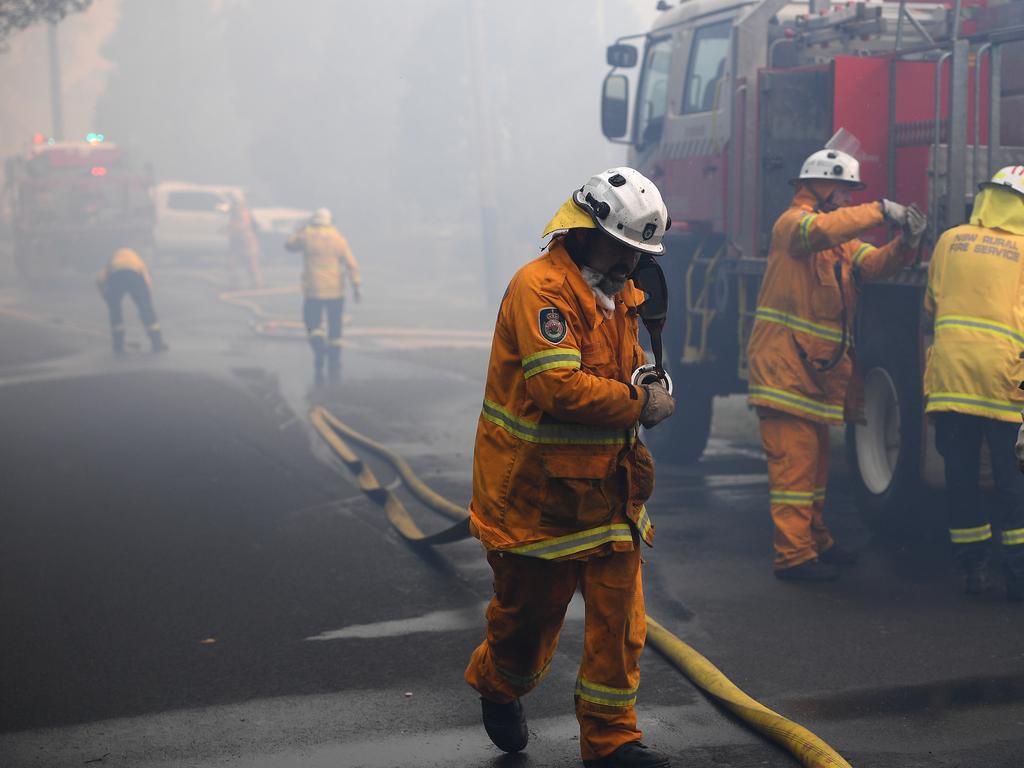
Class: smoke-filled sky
1,0,658,291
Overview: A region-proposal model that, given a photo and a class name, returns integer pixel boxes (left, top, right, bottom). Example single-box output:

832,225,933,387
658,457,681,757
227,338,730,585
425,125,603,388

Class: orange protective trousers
758,407,835,569
465,547,645,761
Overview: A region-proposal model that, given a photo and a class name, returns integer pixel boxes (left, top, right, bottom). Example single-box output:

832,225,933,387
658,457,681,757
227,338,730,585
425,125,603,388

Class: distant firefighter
228,193,264,289
923,166,1024,601
285,208,361,384
96,247,167,355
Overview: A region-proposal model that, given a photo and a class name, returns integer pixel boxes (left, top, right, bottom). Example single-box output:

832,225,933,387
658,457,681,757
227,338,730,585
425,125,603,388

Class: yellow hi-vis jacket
96,248,152,290
285,225,360,300
469,241,655,561
923,223,1024,422
747,190,913,424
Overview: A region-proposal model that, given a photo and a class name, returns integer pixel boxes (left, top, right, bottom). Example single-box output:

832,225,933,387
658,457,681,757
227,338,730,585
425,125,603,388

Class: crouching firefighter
96,247,167,355
465,167,677,768
285,208,361,384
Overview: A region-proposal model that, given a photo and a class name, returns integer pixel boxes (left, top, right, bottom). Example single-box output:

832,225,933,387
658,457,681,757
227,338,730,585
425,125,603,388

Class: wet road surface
1,256,1022,767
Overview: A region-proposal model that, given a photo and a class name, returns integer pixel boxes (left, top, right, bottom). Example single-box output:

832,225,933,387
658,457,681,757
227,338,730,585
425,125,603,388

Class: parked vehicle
600,0,1024,530
152,181,242,258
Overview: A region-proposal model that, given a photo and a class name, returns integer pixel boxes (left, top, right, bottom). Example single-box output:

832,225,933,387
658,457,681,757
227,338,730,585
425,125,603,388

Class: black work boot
963,561,989,595
774,559,839,582
148,330,168,353
819,543,859,566
583,740,671,767
480,697,528,753
112,329,126,356
327,347,341,383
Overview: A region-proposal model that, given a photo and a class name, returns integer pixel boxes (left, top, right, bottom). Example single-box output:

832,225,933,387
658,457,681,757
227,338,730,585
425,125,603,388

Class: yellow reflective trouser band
1002,528,1024,546
749,386,844,420
481,400,629,446
521,347,582,379
497,656,552,689
575,675,638,708
852,243,876,268
927,392,1021,418
754,307,842,343
799,213,817,251
934,315,1024,345
309,328,326,337
635,505,652,540
146,323,160,332
950,524,992,544
770,489,816,507
507,523,634,560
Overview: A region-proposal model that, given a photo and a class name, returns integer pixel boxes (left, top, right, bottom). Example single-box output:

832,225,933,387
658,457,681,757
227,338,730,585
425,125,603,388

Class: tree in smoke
0,0,92,42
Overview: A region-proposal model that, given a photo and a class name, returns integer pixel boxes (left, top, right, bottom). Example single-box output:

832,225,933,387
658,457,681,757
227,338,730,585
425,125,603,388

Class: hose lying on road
309,405,852,768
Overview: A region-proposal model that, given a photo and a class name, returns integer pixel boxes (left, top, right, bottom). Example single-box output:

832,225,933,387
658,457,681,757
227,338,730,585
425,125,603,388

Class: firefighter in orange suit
96,247,167,355
285,208,360,384
924,166,1024,600
464,168,676,768
747,143,926,581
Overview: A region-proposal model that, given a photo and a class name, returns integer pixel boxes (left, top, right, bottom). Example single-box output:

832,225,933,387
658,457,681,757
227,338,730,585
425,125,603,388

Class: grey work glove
903,203,927,249
1016,418,1024,474
880,198,908,226
640,382,675,430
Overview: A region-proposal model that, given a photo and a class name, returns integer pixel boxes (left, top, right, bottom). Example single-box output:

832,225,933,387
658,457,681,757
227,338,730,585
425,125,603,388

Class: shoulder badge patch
538,306,567,344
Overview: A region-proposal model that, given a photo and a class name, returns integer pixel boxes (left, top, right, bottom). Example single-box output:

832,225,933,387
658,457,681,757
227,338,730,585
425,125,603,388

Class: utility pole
47,21,64,141
468,0,499,304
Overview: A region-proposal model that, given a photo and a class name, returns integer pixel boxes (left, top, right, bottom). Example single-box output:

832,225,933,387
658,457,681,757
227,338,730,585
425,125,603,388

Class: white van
153,181,243,256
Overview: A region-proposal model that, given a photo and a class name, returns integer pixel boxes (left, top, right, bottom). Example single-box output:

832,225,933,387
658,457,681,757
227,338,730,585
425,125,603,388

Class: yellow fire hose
309,405,852,768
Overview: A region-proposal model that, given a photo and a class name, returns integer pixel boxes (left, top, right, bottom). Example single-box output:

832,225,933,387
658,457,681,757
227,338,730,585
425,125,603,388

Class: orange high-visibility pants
465,546,645,761
757,407,835,569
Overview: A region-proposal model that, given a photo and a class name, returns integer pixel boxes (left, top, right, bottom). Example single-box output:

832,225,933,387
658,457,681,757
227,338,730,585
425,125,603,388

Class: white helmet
311,207,332,226
979,165,1024,197
572,167,670,255
791,149,865,189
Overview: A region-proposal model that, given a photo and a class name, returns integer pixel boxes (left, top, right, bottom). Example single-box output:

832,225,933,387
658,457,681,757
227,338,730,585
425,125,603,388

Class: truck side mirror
602,74,630,140
607,43,638,68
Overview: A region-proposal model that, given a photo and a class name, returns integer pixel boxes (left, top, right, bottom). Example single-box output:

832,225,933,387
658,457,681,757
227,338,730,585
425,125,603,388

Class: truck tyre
642,368,714,465
845,351,924,536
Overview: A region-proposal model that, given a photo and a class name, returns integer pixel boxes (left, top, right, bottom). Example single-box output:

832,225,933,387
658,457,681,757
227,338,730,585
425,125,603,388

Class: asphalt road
0,255,1022,768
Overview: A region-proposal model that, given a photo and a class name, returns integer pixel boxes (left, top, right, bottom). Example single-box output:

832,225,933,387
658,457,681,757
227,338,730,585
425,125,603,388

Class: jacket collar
547,240,644,328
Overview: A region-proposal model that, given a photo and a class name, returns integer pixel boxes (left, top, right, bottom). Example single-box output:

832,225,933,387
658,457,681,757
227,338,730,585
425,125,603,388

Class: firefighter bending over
924,166,1024,601
96,247,167,355
465,168,676,768
285,208,360,384
747,142,926,581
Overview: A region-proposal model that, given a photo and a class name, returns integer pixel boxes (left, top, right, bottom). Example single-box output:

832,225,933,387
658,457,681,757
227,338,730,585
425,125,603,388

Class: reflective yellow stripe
749,386,844,421
934,314,1024,345
575,675,638,708
145,322,161,332
949,524,992,544
497,656,552,689
799,213,818,251
852,243,876,268
770,489,816,508
813,487,827,501
522,347,582,379
754,307,842,343
1002,528,1024,546
481,399,630,446
309,328,326,337
635,505,652,541
926,392,1021,419
507,523,634,560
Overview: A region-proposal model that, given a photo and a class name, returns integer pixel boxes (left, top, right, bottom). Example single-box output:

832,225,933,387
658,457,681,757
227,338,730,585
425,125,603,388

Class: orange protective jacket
747,190,912,424
285,225,360,300
469,241,655,560
97,248,152,290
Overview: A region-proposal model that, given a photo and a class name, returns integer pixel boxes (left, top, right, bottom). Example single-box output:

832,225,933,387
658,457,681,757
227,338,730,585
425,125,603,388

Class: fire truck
600,0,1024,530
4,136,155,278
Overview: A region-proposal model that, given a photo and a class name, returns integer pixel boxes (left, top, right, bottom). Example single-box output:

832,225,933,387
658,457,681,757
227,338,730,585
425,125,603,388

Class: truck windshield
683,20,730,114
635,36,672,149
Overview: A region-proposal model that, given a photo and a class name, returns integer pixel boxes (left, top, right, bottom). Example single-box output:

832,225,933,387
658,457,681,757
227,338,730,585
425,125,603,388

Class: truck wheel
642,371,714,465
845,355,923,535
